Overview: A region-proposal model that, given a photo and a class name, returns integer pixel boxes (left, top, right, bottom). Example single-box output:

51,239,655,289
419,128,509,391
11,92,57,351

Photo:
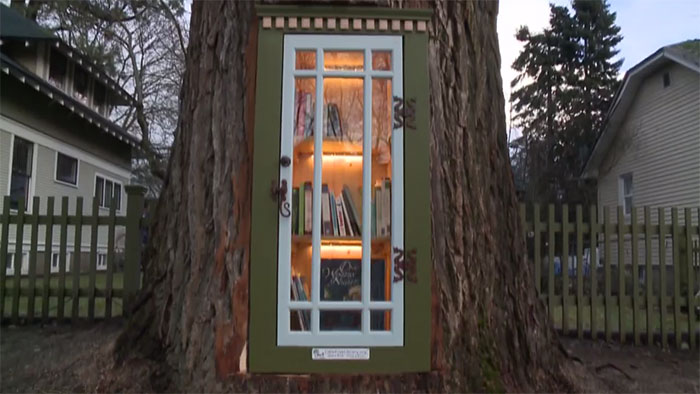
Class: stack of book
291,179,392,239
294,91,344,138
291,274,310,330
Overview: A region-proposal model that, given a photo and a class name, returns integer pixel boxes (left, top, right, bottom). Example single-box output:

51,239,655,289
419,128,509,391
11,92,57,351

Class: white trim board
0,114,131,179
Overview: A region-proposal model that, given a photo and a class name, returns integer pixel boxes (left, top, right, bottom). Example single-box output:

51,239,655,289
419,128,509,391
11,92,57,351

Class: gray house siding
596,63,700,270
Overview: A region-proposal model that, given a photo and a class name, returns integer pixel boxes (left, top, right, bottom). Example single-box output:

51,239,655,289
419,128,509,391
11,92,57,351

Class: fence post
124,185,146,316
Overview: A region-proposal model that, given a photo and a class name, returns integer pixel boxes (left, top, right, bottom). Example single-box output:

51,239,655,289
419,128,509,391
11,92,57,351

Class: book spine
304,93,313,137
342,185,361,235
295,93,304,137
329,104,342,138
323,104,329,137
339,194,354,237
330,192,338,236
292,187,299,235
377,185,385,237
298,185,305,236
304,182,312,234
383,178,391,235
336,199,347,236
322,184,332,235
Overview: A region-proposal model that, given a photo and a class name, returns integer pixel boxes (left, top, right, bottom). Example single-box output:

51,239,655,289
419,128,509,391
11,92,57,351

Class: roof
1,52,139,147
0,4,134,106
0,4,55,40
581,40,700,178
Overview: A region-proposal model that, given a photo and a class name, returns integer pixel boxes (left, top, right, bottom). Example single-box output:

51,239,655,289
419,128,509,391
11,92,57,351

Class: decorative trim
257,7,431,33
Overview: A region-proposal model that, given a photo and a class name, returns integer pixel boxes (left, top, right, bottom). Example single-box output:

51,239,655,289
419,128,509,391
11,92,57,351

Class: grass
2,272,124,319
549,303,697,336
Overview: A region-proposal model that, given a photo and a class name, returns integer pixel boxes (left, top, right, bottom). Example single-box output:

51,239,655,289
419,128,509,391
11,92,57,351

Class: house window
619,173,633,215
51,252,72,273
55,152,78,186
96,253,107,270
93,82,107,116
95,175,122,211
48,48,68,89
73,66,89,104
6,252,29,275
663,72,670,88
9,136,34,211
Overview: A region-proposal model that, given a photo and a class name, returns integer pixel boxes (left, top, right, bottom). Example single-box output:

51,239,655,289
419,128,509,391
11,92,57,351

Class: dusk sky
499,0,700,139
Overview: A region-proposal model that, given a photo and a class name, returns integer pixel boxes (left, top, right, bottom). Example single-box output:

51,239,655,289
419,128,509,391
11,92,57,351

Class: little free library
250,5,432,373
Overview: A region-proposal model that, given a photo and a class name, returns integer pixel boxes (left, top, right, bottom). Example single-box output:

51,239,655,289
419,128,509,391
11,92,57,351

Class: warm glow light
321,154,363,163
320,244,362,258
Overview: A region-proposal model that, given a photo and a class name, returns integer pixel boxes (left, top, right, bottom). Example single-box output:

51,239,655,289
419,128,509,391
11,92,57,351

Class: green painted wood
123,185,146,316
631,207,640,345
26,197,40,322
255,5,433,20
604,207,612,342
8,215,127,226
11,199,26,323
534,204,542,295
41,197,54,322
658,208,667,348
672,208,681,348
57,197,69,321
87,196,99,321
590,205,598,340
105,197,117,319
548,204,556,322
249,29,432,373
684,208,695,349
617,206,625,343
562,204,570,334
576,205,584,339
644,207,653,346
0,197,9,319
71,197,83,322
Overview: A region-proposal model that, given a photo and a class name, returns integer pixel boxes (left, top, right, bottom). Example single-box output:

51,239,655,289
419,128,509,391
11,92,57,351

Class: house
582,40,699,275
0,5,138,275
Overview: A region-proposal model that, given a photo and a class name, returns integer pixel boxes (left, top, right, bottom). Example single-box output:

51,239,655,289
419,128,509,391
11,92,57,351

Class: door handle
271,179,291,218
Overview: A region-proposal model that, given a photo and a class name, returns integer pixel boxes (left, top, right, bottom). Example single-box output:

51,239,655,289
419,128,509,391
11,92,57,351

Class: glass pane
370,310,391,331
371,78,393,300
291,77,316,300
95,177,104,206
295,50,316,70
114,184,122,210
9,173,29,210
324,51,363,71
56,153,77,184
105,180,113,208
290,310,311,331
320,310,361,331
12,137,33,175
372,51,391,71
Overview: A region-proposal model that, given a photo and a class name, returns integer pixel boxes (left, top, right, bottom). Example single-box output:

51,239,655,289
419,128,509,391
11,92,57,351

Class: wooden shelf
294,137,384,158
292,235,390,246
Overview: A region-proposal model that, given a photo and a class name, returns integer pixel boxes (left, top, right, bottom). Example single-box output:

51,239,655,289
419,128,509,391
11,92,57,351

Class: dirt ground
0,322,698,393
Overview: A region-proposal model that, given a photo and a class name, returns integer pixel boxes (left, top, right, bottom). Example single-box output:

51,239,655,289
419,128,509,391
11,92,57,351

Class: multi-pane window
51,252,72,273
73,66,89,104
48,48,68,89
55,152,78,185
6,252,29,275
96,253,107,270
277,35,403,347
619,173,633,215
9,136,34,211
95,175,122,211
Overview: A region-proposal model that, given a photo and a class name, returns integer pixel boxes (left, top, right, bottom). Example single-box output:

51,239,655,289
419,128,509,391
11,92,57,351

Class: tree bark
116,1,577,392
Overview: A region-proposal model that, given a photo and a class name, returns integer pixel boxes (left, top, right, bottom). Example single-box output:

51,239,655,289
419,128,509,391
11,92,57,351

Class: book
342,185,361,235
298,185,304,235
290,275,305,330
304,182,312,234
330,192,339,236
323,104,329,136
321,184,332,235
292,187,299,234
328,103,343,139
339,194,354,237
304,94,314,137
335,198,347,236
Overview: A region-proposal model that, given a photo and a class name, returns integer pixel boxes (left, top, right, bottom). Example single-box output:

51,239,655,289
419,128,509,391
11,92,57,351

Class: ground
1,322,697,393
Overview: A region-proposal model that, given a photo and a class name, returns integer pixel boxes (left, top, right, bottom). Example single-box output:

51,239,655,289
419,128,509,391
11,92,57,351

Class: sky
498,0,700,140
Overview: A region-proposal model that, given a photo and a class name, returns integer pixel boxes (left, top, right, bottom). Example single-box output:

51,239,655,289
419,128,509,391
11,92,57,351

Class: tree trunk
116,1,577,392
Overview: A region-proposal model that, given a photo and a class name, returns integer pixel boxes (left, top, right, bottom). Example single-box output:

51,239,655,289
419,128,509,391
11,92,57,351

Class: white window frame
94,173,124,212
5,252,29,276
50,251,72,273
6,134,38,213
54,151,80,187
277,35,404,347
96,253,107,271
618,173,633,216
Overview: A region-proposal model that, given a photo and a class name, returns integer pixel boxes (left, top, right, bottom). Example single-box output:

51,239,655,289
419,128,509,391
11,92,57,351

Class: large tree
116,1,578,392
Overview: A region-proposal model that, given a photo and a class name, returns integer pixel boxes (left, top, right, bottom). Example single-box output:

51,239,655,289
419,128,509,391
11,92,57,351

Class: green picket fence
521,204,700,349
0,186,146,324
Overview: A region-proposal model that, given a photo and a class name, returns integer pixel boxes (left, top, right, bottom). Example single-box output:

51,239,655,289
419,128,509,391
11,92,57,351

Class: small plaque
312,348,370,360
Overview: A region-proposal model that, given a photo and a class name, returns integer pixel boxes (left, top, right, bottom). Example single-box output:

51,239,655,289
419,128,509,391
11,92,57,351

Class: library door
276,35,405,347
